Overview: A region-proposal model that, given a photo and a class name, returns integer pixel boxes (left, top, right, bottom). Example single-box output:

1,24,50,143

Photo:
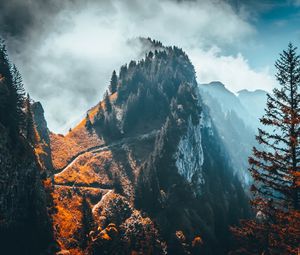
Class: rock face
32,101,54,176
46,40,250,254
175,116,204,185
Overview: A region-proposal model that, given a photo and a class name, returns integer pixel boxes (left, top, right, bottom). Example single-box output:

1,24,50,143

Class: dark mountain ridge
0,42,55,254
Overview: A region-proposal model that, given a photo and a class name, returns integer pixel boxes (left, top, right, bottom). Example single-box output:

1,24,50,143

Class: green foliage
0,40,25,141
109,70,118,94
0,40,55,254
104,91,112,113
85,113,92,130
25,94,36,145
95,45,197,141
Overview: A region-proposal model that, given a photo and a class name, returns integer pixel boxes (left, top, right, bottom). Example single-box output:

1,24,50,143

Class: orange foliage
54,150,119,187
50,92,119,173
50,130,103,171
192,236,204,247
52,186,104,254
43,178,53,192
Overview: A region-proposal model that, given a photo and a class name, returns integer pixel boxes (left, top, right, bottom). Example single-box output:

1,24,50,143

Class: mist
0,0,276,133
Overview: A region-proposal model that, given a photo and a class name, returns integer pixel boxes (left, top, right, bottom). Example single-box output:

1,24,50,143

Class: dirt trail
54,130,158,177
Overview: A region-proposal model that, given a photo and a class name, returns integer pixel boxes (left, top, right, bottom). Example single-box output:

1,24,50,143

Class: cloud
189,46,275,92
0,0,275,133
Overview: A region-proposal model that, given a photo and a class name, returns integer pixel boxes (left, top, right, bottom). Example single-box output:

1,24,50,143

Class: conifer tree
109,70,118,94
96,104,105,122
119,64,128,80
81,194,94,249
85,113,92,130
231,43,300,254
12,65,26,121
25,94,37,145
0,40,25,140
104,90,112,112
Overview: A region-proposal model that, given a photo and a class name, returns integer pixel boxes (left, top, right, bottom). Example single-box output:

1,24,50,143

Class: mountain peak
207,81,225,88
237,89,267,96
200,81,236,98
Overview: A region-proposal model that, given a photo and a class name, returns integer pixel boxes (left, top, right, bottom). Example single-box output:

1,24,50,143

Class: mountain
35,40,251,254
0,44,54,254
200,81,249,121
0,38,255,254
199,82,267,185
200,81,267,131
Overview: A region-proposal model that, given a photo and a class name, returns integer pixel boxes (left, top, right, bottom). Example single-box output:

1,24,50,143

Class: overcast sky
0,0,300,133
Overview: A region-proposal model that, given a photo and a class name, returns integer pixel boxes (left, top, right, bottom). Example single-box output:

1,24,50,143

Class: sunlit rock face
175,116,204,188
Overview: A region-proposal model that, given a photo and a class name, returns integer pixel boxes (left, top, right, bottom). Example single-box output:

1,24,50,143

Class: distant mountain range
199,81,267,185
200,81,267,131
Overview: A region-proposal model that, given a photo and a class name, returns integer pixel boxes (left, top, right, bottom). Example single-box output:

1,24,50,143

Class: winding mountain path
53,183,111,190
54,129,159,177
92,190,113,213
53,183,113,214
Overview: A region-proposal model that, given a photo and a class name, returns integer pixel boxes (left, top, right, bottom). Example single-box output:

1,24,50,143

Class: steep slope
200,82,251,127
0,44,54,254
199,83,267,185
32,101,54,176
200,82,267,131
47,40,250,254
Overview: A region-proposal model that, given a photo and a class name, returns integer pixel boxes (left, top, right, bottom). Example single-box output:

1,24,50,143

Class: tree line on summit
0,40,37,146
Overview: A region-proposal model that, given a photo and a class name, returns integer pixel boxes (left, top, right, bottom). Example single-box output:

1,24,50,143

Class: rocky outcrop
175,116,204,187
32,101,54,176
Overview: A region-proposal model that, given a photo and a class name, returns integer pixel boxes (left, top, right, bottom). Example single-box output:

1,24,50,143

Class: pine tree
119,64,128,80
231,43,300,254
81,194,94,249
95,104,105,123
104,90,112,112
25,94,37,145
85,113,92,130
12,65,26,123
109,70,118,94
0,40,25,140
